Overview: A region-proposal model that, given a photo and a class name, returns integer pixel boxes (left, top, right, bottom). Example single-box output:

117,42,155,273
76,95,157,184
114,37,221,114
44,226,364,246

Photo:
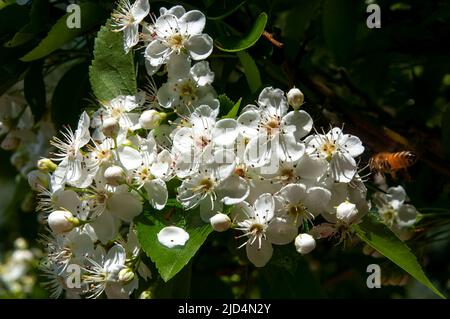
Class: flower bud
139,110,165,130
139,290,152,299
47,210,79,235
295,233,316,255
336,201,359,224
118,267,135,283
104,165,125,186
287,87,304,109
37,158,57,173
27,170,49,191
1,134,20,150
210,213,231,232
102,117,120,138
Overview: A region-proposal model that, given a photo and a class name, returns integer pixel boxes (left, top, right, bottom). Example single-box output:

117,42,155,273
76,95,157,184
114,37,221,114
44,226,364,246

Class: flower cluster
28,1,374,298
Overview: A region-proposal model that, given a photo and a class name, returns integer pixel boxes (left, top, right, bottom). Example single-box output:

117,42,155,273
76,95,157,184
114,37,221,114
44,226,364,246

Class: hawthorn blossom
305,127,364,183
111,0,150,53
144,7,213,74
238,87,313,167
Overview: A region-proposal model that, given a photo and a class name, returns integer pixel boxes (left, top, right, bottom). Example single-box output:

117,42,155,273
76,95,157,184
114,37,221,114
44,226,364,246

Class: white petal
167,52,191,79
281,110,313,140
276,134,305,162
130,0,150,22
266,218,298,245
155,14,178,37
185,34,213,60
295,154,328,180
118,146,142,170
258,87,288,117
123,24,139,53
386,186,407,210
212,119,239,146
157,226,189,248
330,152,357,183
396,204,418,228
244,134,272,167
160,5,185,18
245,238,273,267
304,187,331,215
144,179,168,210
338,134,364,158
108,192,143,222
105,244,126,270
74,111,91,147
190,61,214,86
277,183,306,204
254,193,275,222
89,212,120,244
157,82,178,108
216,175,250,205
237,109,260,138
145,40,169,67
180,10,206,35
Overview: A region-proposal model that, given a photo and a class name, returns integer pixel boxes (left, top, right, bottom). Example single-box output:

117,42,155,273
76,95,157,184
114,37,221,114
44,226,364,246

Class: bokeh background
0,0,449,298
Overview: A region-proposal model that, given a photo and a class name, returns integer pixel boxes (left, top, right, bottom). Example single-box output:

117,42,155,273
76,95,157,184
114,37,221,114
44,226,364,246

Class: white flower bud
139,290,152,299
295,233,316,255
210,213,231,232
336,201,359,224
139,110,165,130
118,267,135,283
27,170,49,191
47,210,79,235
287,87,304,109
37,158,57,172
1,134,20,150
104,165,125,186
102,117,120,138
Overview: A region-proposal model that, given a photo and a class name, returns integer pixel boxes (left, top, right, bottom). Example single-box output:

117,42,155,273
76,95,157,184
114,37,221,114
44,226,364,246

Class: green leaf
24,61,46,119
136,207,213,282
20,2,108,61
89,19,137,101
215,12,268,52
237,50,261,93
206,0,247,20
224,97,241,119
5,0,49,48
322,0,360,64
217,93,234,117
51,62,90,129
354,214,446,299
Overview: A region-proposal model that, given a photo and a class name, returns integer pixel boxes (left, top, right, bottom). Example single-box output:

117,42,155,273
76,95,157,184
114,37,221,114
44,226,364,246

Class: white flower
157,226,189,248
104,165,125,186
91,95,142,143
84,244,138,299
294,233,316,254
144,8,213,73
305,127,364,183
51,112,90,187
233,194,282,267
373,186,418,230
112,0,150,53
157,55,218,113
238,87,313,167
139,109,165,129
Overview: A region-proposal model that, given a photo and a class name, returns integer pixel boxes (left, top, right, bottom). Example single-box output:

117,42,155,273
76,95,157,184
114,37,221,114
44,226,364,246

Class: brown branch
262,31,284,48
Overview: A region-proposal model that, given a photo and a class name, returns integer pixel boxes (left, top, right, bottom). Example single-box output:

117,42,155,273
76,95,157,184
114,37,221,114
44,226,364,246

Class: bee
369,151,418,180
